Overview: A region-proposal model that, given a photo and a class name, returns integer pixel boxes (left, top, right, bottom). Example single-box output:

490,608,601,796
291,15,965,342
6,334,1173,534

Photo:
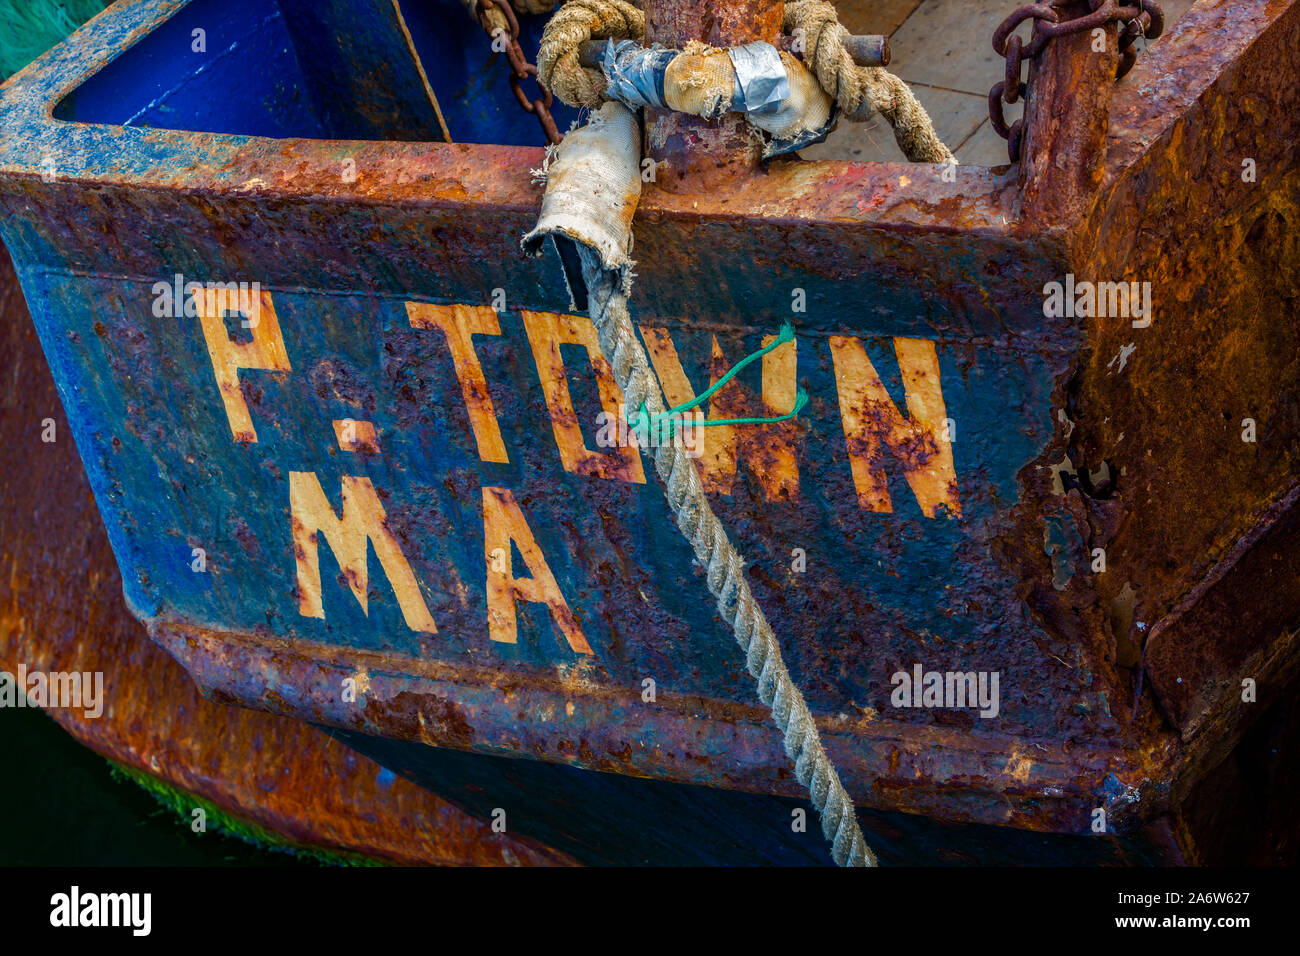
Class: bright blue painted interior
53,0,577,145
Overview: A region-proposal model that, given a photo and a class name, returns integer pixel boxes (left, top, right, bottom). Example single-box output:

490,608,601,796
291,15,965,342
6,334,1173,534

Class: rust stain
0,246,573,866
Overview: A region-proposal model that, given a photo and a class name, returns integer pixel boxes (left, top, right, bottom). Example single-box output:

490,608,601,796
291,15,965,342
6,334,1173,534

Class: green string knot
629,322,809,439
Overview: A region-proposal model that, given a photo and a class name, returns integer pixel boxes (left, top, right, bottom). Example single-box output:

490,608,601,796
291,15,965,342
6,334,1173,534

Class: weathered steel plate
0,197,1203,867
0,243,573,866
1,0,1296,839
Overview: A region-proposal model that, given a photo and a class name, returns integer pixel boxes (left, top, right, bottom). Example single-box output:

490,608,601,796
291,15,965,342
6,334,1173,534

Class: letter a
482,486,591,654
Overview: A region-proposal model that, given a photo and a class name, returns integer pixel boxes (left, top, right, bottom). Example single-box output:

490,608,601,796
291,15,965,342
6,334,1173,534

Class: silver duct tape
727,42,790,114
601,39,676,110
764,105,839,159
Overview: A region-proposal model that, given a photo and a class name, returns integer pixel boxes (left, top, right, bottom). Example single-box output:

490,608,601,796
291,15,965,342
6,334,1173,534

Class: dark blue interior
53,0,578,146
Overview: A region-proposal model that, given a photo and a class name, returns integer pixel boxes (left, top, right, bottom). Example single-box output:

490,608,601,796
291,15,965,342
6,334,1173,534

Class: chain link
989,0,1163,162
476,0,563,145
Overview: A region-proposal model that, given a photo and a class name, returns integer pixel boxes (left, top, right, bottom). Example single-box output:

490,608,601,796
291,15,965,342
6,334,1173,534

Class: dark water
0,704,310,866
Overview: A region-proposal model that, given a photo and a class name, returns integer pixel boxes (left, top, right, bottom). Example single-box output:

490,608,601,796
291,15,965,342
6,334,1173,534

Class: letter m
289,472,437,633
1096,281,1129,318
101,894,129,927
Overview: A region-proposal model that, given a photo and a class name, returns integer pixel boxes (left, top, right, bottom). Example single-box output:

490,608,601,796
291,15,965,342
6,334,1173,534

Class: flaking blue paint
0,0,1079,741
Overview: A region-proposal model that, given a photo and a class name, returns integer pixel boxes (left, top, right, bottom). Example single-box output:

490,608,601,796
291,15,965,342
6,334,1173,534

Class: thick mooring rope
577,252,875,868
784,0,953,163
537,0,645,107
536,0,952,164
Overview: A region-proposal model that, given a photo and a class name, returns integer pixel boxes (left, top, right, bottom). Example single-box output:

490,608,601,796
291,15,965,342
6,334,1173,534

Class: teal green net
0,0,110,80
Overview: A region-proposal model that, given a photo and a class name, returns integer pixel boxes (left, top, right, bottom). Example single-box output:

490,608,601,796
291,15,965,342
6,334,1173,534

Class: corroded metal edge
151,618,1180,832
1082,0,1300,751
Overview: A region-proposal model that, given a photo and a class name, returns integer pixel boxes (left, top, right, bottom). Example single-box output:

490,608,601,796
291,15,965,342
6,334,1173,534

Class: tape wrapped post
602,40,677,109
596,40,835,157
522,102,642,311
743,50,835,156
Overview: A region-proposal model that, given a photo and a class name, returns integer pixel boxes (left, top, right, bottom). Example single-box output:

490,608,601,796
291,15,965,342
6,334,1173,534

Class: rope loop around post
537,0,955,163
536,0,646,107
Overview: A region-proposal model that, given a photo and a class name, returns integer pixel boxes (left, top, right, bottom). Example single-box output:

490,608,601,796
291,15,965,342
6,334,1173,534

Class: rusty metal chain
476,0,563,145
989,0,1164,162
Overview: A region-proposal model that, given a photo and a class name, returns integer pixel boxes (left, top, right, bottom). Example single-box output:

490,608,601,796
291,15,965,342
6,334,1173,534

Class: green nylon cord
630,322,809,435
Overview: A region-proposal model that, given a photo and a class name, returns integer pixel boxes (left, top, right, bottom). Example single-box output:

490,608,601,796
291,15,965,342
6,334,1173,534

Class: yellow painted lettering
828,336,960,518
406,302,510,464
641,328,799,500
289,471,437,633
482,485,591,654
197,288,291,443
521,310,643,484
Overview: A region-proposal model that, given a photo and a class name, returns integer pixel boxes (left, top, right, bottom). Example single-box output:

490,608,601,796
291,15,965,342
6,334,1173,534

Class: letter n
829,336,961,517
289,471,437,633
482,486,591,654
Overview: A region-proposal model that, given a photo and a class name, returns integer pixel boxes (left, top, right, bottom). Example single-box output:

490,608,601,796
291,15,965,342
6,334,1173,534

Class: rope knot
536,0,646,108
784,0,955,163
